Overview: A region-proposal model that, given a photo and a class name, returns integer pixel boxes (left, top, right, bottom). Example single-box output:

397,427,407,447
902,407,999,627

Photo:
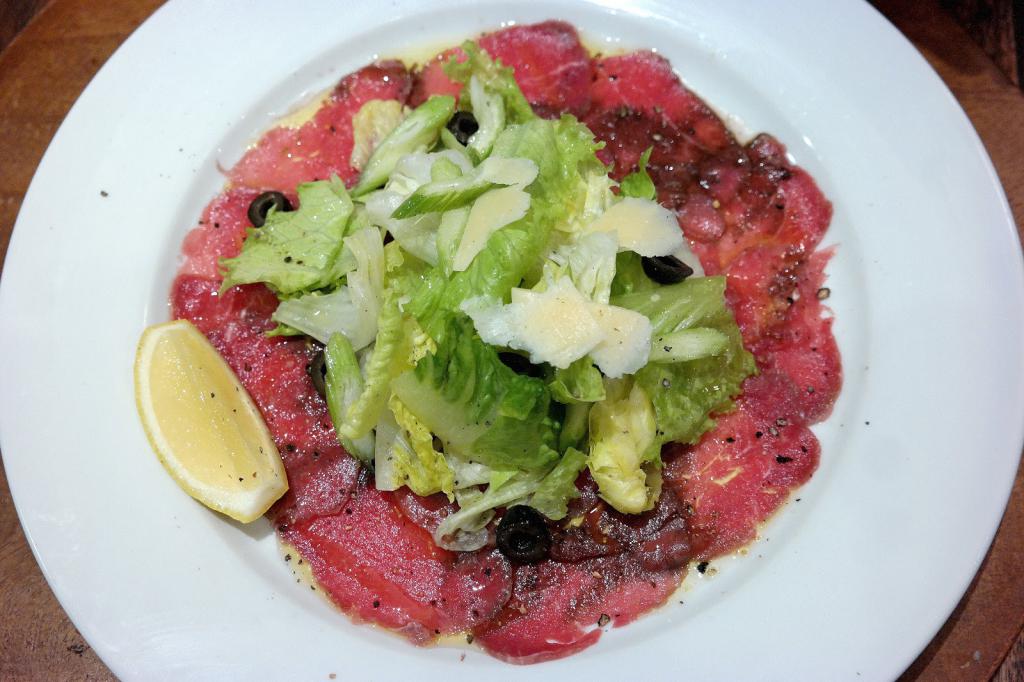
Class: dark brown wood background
0,1,1022,679
940,0,1023,86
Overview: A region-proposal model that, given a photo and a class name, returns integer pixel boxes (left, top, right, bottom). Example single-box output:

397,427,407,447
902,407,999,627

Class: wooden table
0,1,1021,679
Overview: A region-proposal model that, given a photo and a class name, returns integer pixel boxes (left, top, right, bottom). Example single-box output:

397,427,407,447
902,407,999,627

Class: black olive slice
498,351,544,379
641,255,694,285
496,505,551,564
307,349,328,399
446,111,479,146
248,191,293,227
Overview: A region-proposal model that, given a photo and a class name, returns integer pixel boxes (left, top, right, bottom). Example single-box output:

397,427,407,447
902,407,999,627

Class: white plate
1,1,1022,679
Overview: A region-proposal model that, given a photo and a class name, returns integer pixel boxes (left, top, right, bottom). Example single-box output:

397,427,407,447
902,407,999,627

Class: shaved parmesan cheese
467,278,604,368
585,197,684,257
478,156,538,186
589,304,652,378
451,186,531,271
464,277,652,376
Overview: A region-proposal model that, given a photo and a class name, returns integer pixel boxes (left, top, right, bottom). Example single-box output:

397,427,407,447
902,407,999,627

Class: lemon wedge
134,319,288,522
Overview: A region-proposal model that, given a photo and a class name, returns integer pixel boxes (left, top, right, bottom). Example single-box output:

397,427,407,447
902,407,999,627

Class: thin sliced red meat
584,63,839,561
664,401,820,559
474,552,683,664
701,155,832,271
410,21,591,118
589,51,733,154
408,49,463,107
476,476,692,662
585,53,834,354
170,276,513,640
179,188,261,279
389,487,457,535
720,244,803,347
749,250,842,424
479,21,591,118
280,477,513,643
230,61,412,191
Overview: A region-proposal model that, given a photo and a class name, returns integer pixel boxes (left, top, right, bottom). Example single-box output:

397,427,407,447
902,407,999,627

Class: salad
158,20,841,663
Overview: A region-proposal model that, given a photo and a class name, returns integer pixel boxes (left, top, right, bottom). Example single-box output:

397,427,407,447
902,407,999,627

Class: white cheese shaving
467,278,604,368
477,156,539,186
588,304,653,378
584,196,685,257
463,277,652,376
451,186,531,272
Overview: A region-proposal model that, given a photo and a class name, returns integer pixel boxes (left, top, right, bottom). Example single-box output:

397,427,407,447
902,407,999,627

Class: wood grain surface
0,1,1021,679
942,0,1022,86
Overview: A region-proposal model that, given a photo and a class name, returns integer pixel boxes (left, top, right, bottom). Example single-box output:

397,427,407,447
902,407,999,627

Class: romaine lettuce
444,41,535,125
335,290,410,441
618,276,756,446
610,252,657,297
352,95,456,196
390,313,559,472
612,275,731,335
271,287,371,349
619,147,656,200
433,469,544,551
324,333,374,463
373,395,455,498
529,447,587,520
224,40,762,535
587,378,658,514
541,231,618,303
220,178,353,295
465,74,505,160
549,357,605,404
350,99,407,172
392,156,537,219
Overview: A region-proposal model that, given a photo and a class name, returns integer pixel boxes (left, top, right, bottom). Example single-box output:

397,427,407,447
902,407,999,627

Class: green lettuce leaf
529,447,587,520
612,275,731,335
391,156,537,219
336,290,410,441
559,402,591,451
406,116,609,327
220,178,353,295
433,468,544,551
549,357,605,404
587,378,659,514
270,227,384,349
352,95,456,196
464,74,505,160
350,99,407,172
616,276,757,446
390,313,559,471
362,150,475,266
444,41,535,124
491,115,607,229
324,333,374,463
405,211,546,330
373,395,455,498
619,147,656,200
540,231,618,304
610,251,657,297
435,207,470,276
649,327,729,363
271,288,370,348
